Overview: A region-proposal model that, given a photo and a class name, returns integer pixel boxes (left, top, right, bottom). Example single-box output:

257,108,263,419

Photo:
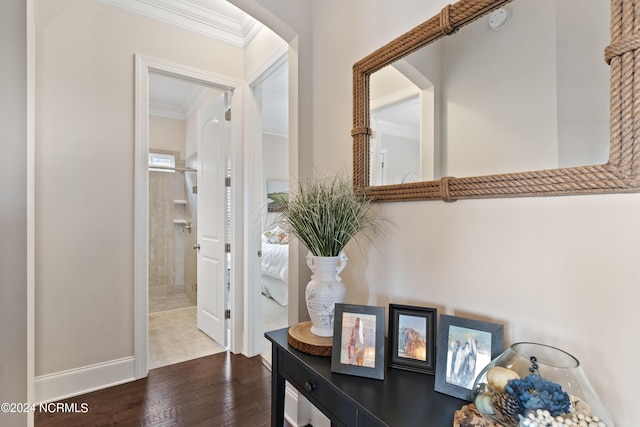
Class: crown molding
98,0,262,47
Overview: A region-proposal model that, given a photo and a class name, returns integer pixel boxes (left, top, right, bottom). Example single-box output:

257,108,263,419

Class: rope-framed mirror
352,0,640,202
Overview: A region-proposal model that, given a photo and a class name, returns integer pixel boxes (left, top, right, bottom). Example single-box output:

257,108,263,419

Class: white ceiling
148,73,212,120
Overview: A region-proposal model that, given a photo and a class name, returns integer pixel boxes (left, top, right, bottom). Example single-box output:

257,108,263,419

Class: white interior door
197,92,229,347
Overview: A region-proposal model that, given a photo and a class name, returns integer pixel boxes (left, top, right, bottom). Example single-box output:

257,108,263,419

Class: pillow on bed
264,227,289,244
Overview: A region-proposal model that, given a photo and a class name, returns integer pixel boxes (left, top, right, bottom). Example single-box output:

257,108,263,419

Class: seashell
474,393,494,415
487,366,520,392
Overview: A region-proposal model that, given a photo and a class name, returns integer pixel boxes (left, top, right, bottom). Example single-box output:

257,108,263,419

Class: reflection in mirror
367,0,610,184
370,66,430,185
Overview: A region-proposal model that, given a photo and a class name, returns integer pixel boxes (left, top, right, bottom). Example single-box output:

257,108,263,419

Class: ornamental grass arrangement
275,173,388,257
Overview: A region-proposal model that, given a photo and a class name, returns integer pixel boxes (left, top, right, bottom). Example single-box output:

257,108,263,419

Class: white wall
0,1,29,425
378,133,420,184
245,0,638,425
34,0,243,379
442,0,558,177
149,116,186,156
262,133,288,230
556,0,610,167
263,133,289,182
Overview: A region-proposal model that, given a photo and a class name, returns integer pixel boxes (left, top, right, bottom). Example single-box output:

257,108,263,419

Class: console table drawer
281,351,357,426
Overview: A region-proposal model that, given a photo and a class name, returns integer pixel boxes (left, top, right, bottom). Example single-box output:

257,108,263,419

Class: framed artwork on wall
388,304,437,375
331,304,385,380
266,180,288,212
434,314,504,400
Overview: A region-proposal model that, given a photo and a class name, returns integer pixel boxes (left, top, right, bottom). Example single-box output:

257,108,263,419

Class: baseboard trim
284,383,330,427
34,357,135,404
284,385,301,425
309,405,331,427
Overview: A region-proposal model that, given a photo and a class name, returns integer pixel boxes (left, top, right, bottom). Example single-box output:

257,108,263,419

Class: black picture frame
434,314,504,401
331,304,385,380
388,304,436,375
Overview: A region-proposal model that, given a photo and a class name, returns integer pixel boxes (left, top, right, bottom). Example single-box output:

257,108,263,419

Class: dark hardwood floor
35,352,283,427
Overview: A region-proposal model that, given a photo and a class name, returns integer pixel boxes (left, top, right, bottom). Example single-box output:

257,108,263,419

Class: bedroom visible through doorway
256,59,290,364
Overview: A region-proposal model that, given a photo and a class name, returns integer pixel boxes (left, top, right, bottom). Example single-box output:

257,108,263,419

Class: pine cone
453,404,502,427
491,392,520,422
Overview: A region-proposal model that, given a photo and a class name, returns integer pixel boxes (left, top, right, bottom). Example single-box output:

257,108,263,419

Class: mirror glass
368,0,610,186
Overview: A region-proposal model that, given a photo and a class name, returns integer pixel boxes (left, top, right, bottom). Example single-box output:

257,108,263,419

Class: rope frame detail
352,0,640,202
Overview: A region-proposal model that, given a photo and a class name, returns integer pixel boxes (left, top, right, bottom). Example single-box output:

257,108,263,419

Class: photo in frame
266,180,288,212
434,314,504,401
331,304,385,380
388,304,436,375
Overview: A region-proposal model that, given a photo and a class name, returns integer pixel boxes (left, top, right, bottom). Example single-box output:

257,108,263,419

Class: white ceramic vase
305,252,347,337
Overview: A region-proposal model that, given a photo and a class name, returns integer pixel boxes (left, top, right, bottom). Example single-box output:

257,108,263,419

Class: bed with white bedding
261,229,289,307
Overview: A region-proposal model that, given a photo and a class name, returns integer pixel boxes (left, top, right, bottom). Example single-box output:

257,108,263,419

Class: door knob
193,243,200,250
304,381,316,393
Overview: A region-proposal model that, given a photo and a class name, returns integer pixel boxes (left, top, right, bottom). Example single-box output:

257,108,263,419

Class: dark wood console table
266,328,466,427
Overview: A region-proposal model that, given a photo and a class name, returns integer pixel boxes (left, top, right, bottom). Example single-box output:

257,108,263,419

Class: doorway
251,58,290,364
134,54,244,379
148,73,230,369
147,73,229,369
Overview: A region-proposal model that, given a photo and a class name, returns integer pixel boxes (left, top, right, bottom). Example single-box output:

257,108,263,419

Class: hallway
34,352,274,426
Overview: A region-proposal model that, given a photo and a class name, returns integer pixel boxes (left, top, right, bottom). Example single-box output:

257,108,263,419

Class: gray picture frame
331,304,385,380
434,314,504,401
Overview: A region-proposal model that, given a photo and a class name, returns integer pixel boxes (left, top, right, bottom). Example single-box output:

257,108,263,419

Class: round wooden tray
287,321,333,356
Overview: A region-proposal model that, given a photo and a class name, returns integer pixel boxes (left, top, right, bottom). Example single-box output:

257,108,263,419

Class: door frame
245,44,289,357
134,54,244,379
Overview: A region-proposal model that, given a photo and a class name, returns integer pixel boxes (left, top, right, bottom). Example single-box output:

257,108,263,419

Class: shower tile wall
149,151,196,313
184,152,198,305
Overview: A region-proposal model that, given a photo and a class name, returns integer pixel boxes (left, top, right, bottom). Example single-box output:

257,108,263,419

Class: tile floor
148,294,288,369
148,306,226,369
149,287,194,313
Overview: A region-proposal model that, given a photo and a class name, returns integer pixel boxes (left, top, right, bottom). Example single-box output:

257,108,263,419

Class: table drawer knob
304,381,316,393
